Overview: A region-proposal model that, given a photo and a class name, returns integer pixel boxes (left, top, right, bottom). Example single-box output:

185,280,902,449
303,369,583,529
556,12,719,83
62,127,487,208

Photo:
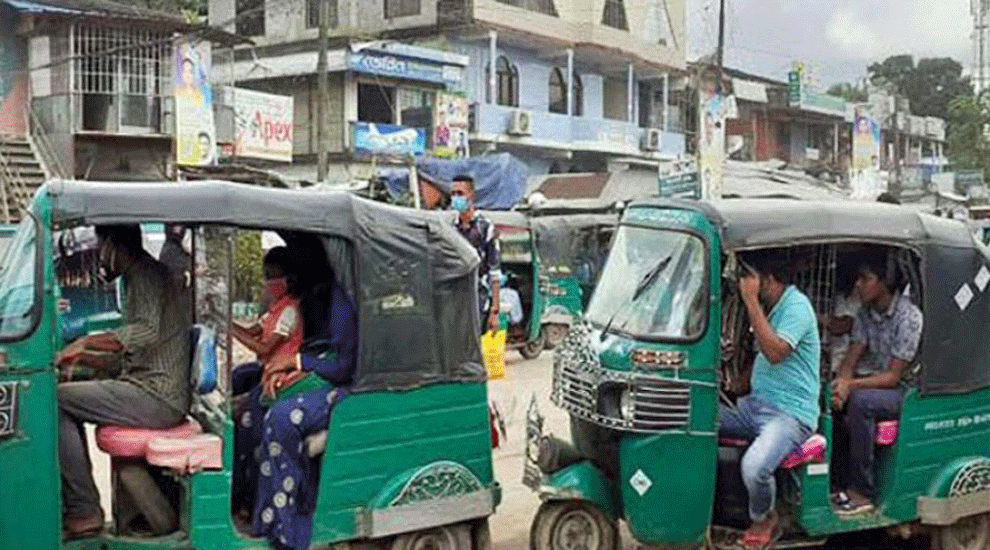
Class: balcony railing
472,103,685,157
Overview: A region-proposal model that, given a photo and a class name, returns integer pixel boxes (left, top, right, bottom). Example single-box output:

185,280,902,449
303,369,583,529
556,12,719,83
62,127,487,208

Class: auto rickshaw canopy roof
625,197,990,396
42,180,485,392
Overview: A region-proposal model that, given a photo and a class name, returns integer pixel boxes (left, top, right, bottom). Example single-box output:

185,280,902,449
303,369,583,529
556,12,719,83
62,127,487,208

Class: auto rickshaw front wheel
520,333,547,360
390,522,472,550
935,512,990,550
530,500,618,550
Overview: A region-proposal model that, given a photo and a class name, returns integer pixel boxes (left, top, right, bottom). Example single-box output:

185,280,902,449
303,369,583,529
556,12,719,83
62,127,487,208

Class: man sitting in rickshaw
56,225,189,539
719,250,820,549
831,250,922,517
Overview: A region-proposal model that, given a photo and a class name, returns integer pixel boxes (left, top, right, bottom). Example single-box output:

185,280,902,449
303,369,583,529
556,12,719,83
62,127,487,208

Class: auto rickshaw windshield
0,215,38,340
586,225,707,341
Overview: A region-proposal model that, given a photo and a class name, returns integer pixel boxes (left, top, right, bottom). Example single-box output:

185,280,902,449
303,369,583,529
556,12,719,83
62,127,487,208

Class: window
0,215,39,341
572,72,583,116
306,0,338,28
486,56,518,107
495,0,558,16
358,83,395,123
385,0,420,18
73,25,170,133
601,0,628,30
399,88,435,128
549,68,566,114
236,0,265,36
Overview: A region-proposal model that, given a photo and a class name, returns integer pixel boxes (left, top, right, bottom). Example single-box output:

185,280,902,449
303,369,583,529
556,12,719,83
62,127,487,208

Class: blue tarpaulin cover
382,154,528,209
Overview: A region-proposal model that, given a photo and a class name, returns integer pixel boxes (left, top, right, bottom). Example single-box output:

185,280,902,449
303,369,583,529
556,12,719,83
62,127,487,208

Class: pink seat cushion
876,420,899,445
780,434,827,469
720,434,827,469
96,419,202,458
146,434,223,474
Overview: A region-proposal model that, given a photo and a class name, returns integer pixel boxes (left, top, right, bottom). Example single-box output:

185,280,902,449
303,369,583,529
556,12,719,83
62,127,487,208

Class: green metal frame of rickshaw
482,210,617,360
0,180,499,550
526,198,990,550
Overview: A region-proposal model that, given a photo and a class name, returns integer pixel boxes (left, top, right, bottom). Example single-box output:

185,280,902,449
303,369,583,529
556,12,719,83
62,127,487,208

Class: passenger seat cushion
719,433,827,469
146,434,223,473
876,420,899,445
96,419,202,457
780,434,827,469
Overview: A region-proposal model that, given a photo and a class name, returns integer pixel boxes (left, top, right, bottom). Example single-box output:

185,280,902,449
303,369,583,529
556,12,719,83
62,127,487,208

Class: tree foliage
946,92,990,176
867,55,972,121
116,0,206,19
827,82,868,103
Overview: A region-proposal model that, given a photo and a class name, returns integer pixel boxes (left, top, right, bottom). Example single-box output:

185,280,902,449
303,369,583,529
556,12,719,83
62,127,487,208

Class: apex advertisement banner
228,87,293,162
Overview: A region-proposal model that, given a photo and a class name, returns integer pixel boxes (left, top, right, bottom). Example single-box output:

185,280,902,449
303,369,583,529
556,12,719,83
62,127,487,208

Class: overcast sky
687,0,974,87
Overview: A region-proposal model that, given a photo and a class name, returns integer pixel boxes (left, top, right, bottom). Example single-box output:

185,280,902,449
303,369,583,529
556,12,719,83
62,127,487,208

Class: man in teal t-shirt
719,250,821,548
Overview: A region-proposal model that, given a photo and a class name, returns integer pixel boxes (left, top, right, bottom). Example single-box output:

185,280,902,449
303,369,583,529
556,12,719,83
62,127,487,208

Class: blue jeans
718,395,812,521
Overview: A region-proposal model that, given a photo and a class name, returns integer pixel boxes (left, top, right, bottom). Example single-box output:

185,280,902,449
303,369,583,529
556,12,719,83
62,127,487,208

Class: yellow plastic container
481,329,507,379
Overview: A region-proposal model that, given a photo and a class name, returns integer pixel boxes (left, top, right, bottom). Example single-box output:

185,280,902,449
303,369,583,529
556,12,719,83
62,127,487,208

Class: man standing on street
719,250,820,549
450,175,501,334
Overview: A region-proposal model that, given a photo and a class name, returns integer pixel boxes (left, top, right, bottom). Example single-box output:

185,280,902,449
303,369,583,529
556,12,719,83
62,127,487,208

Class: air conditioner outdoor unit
642,128,662,151
508,110,532,136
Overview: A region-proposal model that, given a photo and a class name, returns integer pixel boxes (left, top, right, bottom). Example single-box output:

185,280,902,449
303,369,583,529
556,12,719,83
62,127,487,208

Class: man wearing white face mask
56,225,190,539
450,175,501,334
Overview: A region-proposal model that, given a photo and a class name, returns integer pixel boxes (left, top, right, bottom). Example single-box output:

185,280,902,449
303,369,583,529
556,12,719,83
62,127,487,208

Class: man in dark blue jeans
831,251,922,516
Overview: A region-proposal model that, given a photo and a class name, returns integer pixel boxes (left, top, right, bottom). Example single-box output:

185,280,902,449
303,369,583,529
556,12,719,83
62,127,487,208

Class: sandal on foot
741,526,782,550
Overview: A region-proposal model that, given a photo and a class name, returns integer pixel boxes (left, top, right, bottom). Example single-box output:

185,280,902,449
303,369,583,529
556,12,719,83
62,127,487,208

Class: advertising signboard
353,122,426,156
174,37,215,166
228,87,293,162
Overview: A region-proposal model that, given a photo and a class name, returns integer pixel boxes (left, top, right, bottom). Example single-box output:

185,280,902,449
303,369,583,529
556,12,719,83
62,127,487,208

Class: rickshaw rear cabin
528,198,990,550
0,180,498,550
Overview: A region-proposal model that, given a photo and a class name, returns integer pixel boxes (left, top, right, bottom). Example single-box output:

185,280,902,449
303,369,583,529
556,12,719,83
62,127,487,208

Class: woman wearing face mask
230,246,304,521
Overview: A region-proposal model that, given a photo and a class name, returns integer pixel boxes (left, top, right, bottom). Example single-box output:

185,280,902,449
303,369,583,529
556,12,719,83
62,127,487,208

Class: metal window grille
601,0,628,30
236,0,266,36
306,0,338,28
384,0,420,19
72,25,171,97
495,0,558,16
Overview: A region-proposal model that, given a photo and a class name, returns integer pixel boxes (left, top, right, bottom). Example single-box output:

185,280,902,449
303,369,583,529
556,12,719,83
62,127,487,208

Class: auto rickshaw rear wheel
530,501,618,550
936,512,990,550
520,333,547,360
542,323,570,350
390,523,471,550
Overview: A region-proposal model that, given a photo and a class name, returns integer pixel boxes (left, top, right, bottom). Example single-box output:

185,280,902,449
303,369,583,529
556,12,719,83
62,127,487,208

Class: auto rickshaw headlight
619,388,635,421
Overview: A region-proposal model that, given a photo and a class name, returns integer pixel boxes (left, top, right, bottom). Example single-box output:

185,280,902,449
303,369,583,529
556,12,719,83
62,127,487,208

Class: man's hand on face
739,272,761,304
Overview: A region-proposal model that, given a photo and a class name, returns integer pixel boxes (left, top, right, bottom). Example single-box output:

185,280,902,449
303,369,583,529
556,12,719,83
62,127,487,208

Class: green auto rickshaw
0,180,498,550
483,211,616,359
527,198,990,550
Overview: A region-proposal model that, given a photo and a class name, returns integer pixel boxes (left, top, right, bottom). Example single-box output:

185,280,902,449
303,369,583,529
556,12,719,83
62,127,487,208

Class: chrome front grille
552,356,692,433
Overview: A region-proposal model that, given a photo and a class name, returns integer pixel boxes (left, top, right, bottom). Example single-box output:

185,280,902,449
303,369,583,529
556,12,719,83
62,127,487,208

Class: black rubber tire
936,513,990,550
117,464,177,535
530,501,618,550
520,333,546,360
390,523,472,550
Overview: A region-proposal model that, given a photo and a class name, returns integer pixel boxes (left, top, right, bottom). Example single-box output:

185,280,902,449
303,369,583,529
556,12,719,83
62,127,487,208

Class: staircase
0,137,46,223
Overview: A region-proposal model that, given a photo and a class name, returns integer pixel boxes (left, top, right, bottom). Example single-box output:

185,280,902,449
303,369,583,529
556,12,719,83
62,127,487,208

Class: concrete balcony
471,103,685,159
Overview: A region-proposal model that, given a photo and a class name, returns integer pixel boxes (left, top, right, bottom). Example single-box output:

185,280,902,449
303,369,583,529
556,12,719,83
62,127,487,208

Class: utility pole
316,0,330,184
715,0,726,94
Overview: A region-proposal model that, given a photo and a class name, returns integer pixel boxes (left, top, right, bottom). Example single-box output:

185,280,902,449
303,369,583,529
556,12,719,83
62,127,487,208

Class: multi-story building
0,0,241,221
209,0,687,184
